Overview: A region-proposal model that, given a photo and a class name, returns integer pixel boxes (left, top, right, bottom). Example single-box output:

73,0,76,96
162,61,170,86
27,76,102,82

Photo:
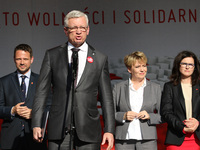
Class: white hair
64,10,89,27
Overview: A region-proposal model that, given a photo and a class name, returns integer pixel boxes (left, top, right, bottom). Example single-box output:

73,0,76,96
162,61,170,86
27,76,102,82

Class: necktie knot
71,48,80,63
71,48,80,52
21,75,26,80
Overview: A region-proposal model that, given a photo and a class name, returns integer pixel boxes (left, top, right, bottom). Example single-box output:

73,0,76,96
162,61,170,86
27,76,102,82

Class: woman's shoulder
113,80,129,88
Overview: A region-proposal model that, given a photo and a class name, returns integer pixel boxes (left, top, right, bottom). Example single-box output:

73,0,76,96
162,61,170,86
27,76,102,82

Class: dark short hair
170,50,200,85
14,44,33,58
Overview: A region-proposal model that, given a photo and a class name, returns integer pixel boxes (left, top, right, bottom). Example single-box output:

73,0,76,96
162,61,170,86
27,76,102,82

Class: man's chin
71,41,84,47
17,68,30,74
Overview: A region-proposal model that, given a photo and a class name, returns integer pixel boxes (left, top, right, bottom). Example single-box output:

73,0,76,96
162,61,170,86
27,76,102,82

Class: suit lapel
60,43,69,79
11,72,24,102
26,72,37,102
76,44,95,88
141,80,150,111
192,83,200,117
124,80,131,110
176,83,186,112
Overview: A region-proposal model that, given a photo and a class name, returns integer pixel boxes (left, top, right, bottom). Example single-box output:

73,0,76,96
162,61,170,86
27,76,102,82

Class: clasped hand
124,110,150,121
183,118,199,133
11,102,32,119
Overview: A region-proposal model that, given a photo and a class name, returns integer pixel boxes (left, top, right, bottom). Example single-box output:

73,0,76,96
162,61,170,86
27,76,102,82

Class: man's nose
20,60,24,64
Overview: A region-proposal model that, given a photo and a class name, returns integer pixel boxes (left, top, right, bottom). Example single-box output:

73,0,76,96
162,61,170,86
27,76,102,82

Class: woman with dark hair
161,50,200,150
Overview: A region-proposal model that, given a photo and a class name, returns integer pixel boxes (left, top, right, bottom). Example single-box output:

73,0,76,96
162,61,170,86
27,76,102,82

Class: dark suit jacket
0,71,39,149
161,81,200,145
113,79,162,140
32,43,115,142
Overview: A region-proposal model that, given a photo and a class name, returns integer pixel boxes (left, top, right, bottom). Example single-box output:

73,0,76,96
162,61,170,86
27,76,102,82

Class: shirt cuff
11,107,15,117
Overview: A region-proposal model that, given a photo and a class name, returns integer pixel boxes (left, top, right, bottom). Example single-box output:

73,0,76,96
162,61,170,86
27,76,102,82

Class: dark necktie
21,75,26,101
71,48,80,87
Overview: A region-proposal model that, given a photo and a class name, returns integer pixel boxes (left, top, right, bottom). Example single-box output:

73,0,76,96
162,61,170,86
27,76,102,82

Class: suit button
65,128,69,134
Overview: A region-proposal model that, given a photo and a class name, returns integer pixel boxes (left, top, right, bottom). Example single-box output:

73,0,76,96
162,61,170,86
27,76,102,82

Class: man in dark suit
32,10,115,150
0,44,47,150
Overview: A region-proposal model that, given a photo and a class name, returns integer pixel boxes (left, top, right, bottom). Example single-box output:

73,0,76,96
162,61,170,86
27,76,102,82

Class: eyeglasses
180,62,195,68
66,26,88,32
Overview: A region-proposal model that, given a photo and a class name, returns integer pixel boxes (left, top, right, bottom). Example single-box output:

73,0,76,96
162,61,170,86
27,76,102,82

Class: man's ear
64,27,69,36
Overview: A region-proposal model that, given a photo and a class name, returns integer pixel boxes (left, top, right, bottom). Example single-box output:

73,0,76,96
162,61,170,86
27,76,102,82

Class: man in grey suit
32,10,115,150
0,44,47,150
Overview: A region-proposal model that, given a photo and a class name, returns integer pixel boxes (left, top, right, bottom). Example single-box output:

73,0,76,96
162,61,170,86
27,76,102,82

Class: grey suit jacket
32,42,115,142
113,79,161,140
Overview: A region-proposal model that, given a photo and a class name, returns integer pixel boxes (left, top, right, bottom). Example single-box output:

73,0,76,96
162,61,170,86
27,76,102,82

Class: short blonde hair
124,51,147,69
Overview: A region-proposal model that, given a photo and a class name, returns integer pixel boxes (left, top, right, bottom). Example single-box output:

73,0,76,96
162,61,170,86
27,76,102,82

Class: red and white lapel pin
87,56,93,63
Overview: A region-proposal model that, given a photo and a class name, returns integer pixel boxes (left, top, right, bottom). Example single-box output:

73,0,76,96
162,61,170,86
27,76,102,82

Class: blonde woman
113,51,162,150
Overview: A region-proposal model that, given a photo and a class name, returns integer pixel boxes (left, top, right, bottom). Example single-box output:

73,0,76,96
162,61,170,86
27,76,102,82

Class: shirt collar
68,42,87,52
17,69,31,79
129,78,147,88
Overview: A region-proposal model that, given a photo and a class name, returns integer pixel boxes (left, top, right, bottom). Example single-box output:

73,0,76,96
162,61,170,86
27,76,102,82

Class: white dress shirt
68,42,88,85
126,78,146,140
17,69,31,97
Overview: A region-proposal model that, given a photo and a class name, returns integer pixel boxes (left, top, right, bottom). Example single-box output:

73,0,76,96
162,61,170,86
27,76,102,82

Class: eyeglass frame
180,62,195,68
66,26,88,32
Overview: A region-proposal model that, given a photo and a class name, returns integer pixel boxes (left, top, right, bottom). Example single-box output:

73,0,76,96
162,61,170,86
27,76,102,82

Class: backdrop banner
0,1,200,85
1,1,200,149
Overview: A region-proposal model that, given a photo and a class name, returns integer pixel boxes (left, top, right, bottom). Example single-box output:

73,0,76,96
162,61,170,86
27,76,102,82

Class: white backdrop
0,0,200,87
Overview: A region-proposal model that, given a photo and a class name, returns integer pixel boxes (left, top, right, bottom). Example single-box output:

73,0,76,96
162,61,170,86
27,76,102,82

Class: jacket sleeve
98,56,115,134
148,83,162,125
113,84,126,125
0,79,13,120
32,50,52,128
161,83,185,134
